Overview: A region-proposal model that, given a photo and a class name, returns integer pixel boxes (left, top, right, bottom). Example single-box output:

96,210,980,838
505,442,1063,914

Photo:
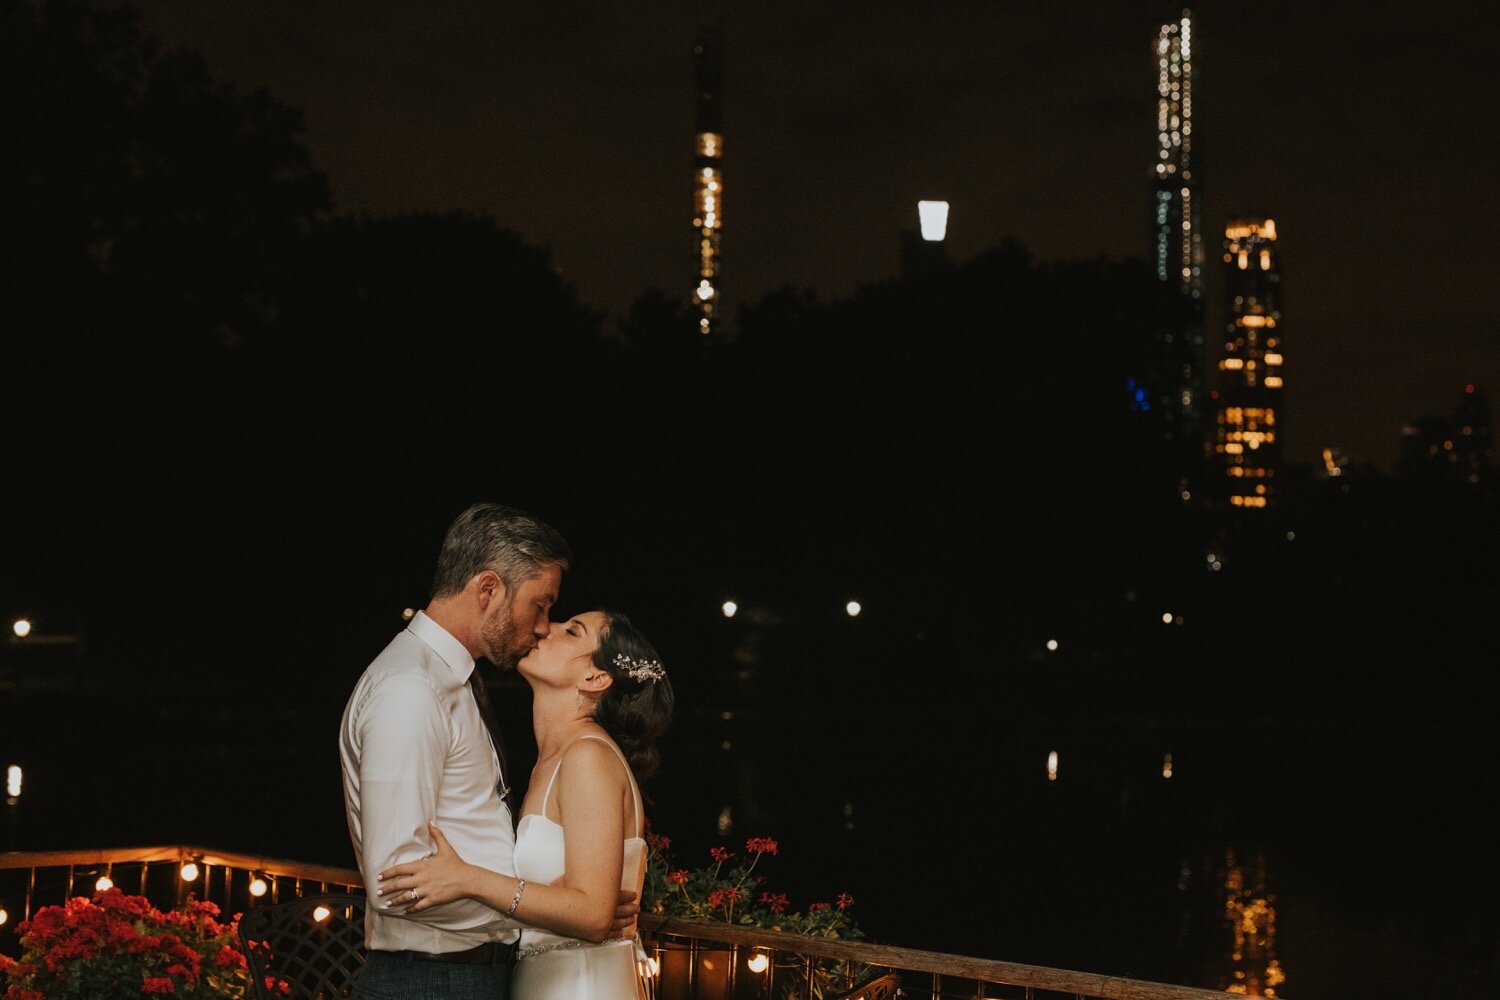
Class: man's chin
481,649,520,671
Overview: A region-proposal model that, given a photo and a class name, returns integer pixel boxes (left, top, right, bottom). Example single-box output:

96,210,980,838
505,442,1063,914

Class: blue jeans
355,949,513,1000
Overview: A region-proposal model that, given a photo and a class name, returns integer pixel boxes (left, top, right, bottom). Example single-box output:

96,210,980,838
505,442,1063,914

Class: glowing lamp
917,200,949,241
11,619,30,638
249,874,269,897
313,905,332,923
845,601,862,618
721,601,737,619
5,766,20,798
747,951,770,974
180,861,200,882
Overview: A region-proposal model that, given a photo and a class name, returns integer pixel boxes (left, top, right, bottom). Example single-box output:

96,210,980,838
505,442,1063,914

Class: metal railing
1,848,1243,1000
0,845,362,931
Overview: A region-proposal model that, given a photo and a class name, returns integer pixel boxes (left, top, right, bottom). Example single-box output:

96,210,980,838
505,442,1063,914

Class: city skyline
133,1,1500,473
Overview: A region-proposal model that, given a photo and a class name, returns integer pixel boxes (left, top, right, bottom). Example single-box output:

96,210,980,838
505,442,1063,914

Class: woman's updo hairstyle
591,610,674,783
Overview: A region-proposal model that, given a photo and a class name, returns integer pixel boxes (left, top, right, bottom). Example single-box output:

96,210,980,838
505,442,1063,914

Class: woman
377,609,674,998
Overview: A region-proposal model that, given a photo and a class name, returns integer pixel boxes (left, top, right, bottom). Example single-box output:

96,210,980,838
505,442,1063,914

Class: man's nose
534,618,555,638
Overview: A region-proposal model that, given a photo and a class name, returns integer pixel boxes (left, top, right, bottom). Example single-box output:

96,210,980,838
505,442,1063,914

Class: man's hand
611,888,640,939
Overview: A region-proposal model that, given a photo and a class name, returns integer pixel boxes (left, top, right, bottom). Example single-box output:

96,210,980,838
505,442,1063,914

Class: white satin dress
511,736,650,1000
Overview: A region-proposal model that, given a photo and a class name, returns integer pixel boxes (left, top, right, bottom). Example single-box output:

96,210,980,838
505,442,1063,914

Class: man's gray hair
430,503,572,600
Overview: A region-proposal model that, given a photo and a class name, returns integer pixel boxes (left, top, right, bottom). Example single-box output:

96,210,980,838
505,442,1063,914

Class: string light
747,950,770,973
249,873,269,897
845,600,861,617
0,907,8,927
96,863,114,892
312,905,332,923
180,859,201,882
721,600,737,618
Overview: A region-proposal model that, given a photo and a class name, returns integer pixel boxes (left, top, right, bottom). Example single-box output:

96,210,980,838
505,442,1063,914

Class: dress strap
546,734,643,837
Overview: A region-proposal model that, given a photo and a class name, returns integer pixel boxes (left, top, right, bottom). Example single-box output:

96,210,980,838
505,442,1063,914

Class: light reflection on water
651,722,1497,998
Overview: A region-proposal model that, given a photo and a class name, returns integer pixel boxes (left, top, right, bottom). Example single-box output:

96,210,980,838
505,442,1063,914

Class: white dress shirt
340,610,520,951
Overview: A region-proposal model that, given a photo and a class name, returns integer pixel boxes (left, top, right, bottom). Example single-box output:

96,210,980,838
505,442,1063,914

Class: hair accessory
613,652,666,683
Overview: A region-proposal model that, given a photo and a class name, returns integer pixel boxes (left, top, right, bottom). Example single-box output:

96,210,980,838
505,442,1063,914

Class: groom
340,502,632,999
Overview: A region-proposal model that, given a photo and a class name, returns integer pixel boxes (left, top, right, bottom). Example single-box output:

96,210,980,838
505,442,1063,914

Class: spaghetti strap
543,734,643,837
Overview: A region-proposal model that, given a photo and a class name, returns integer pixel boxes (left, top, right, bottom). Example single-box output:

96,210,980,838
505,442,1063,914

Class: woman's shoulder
561,730,625,766
555,732,630,787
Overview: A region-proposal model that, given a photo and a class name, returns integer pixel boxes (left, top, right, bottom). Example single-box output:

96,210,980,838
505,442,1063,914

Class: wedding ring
410,888,419,901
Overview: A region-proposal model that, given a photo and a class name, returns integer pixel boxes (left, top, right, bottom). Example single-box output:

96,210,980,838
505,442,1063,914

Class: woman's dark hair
592,610,674,782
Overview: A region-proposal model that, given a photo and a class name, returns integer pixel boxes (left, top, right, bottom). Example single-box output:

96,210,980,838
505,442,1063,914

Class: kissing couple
340,502,675,998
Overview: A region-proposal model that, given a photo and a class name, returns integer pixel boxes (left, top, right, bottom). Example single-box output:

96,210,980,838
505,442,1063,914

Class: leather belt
375,940,518,966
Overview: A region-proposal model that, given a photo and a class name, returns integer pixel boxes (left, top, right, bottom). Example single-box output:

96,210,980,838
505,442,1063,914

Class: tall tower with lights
1214,218,1284,508
692,27,724,336
1151,8,1206,480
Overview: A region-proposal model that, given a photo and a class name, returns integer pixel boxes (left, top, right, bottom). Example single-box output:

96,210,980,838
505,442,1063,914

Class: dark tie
467,667,518,820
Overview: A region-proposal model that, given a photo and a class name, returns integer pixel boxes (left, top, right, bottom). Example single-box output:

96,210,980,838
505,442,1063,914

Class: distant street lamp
917,200,950,241
8,619,82,647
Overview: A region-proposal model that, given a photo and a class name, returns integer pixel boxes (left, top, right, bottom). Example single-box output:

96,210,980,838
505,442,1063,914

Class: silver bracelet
505,878,526,918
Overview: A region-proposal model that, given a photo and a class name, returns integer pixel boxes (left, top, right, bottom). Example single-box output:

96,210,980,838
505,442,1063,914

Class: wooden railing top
0,846,362,887
642,915,1240,1000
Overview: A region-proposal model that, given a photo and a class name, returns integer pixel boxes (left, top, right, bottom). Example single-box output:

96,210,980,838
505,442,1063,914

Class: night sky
136,0,1500,471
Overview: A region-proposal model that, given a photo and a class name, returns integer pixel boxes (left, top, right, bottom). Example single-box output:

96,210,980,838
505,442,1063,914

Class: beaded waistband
516,937,634,960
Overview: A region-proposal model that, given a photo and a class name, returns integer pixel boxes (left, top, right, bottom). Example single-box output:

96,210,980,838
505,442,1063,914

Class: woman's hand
376,821,476,913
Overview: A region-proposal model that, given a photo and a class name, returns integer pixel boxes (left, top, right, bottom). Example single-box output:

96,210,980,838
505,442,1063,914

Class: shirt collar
407,610,476,686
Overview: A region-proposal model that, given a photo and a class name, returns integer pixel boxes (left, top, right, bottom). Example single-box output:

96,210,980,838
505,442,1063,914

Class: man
340,502,631,998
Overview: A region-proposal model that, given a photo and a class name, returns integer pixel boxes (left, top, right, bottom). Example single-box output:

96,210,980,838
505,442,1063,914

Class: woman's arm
378,738,629,943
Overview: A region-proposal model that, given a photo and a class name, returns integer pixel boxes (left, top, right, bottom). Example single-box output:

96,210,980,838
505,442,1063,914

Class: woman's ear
579,670,614,694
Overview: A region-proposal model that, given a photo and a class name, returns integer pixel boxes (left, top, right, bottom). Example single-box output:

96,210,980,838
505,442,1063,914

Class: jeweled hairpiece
613,652,666,683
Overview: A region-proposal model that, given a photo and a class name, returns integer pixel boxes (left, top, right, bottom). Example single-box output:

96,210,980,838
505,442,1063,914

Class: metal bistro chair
238,892,367,1000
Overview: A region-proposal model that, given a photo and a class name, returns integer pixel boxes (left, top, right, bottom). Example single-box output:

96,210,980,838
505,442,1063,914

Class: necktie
467,667,518,820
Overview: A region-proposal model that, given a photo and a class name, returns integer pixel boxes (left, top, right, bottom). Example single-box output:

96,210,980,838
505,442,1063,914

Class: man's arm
356,673,502,932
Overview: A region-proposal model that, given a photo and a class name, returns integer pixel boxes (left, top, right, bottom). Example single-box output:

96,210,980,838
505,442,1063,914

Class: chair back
237,892,366,1000
829,971,903,1000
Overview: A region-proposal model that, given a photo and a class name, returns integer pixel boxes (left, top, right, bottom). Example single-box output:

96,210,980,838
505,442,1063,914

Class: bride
377,608,674,998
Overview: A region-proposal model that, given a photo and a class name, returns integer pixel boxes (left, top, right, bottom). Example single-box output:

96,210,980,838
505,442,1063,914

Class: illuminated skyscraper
1151,8,1206,472
692,27,724,336
1214,218,1284,508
